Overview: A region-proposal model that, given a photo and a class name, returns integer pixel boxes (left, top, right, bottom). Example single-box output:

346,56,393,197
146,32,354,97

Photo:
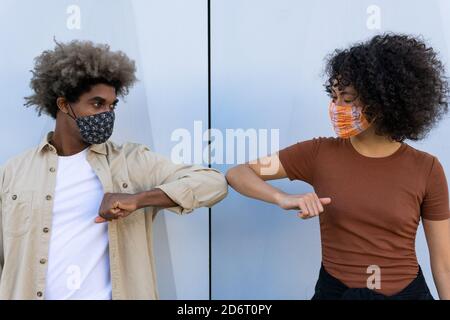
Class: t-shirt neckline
345,138,407,162
57,147,89,160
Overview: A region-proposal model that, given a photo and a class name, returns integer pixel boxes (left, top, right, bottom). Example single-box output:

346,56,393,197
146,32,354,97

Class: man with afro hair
0,40,227,300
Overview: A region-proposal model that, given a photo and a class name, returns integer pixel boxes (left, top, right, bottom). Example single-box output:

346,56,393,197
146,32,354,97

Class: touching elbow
216,172,229,196
225,165,242,186
225,168,234,184
225,164,248,187
206,171,228,205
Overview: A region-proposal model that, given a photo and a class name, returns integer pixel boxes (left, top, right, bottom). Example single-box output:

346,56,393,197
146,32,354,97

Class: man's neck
50,129,89,156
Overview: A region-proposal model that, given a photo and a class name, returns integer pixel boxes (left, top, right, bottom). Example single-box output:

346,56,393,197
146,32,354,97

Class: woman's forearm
226,164,286,206
423,219,450,300
432,267,450,300
226,163,331,218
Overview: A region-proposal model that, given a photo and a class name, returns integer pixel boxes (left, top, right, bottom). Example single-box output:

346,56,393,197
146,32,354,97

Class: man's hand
275,192,332,219
95,189,179,223
95,193,141,223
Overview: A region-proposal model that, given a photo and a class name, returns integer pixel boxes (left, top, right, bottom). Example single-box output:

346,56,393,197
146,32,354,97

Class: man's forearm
135,188,178,209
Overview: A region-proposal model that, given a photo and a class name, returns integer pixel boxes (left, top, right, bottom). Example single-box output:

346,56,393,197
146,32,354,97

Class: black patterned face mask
67,104,115,145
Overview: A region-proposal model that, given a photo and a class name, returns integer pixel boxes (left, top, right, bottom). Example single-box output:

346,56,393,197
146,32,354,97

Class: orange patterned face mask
328,101,370,139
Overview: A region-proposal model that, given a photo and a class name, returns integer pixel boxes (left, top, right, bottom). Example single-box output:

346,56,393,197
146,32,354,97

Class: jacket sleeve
131,145,228,215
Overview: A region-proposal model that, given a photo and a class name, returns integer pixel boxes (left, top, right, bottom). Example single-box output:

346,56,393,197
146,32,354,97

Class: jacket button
122,183,128,189
37,291,43,297
43,227,49,233
40,258,47,264
12,195,17,200
46,195,52,201
49,167,56,172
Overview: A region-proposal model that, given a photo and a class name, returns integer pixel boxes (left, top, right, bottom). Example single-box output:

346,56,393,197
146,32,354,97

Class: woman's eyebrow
330,88,356,96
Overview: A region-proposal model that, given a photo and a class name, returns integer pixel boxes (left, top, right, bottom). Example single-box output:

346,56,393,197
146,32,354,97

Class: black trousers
311,264,434,300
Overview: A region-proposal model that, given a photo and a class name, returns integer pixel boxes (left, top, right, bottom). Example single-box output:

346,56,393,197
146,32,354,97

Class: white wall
1,0,449,300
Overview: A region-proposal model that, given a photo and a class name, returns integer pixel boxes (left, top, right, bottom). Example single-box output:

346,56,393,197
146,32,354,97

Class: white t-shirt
45,148,112,300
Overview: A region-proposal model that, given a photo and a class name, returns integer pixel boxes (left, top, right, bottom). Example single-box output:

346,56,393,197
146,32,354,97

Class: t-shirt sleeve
421,157,450,221
278,137,323,185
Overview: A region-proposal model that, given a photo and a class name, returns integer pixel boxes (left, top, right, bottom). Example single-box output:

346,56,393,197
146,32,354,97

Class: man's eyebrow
88,96,106,102
88,97,119,104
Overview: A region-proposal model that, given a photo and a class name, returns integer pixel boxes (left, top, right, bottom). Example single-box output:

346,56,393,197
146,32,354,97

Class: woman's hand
275,192,332,219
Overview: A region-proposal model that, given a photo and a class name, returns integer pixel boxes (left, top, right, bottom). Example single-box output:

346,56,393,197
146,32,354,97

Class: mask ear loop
66,103,78,120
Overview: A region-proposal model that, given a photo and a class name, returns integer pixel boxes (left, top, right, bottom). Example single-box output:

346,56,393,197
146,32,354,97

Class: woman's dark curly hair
24,40,137,119
325,33,449,142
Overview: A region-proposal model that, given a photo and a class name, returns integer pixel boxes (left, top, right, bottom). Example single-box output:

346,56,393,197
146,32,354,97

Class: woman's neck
349,126,403,158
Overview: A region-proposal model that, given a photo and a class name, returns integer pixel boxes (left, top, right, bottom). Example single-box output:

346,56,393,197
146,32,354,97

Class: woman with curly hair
226,33,450,300
0,40,227,299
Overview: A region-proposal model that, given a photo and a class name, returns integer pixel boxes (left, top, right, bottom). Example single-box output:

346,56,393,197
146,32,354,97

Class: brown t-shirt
278,137,450,296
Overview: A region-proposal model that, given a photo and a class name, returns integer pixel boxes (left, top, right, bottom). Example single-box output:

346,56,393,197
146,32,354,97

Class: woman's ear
361,104,377,123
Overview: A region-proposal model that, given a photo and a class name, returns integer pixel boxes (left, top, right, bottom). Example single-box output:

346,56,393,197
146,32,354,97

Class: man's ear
56,97,70,114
